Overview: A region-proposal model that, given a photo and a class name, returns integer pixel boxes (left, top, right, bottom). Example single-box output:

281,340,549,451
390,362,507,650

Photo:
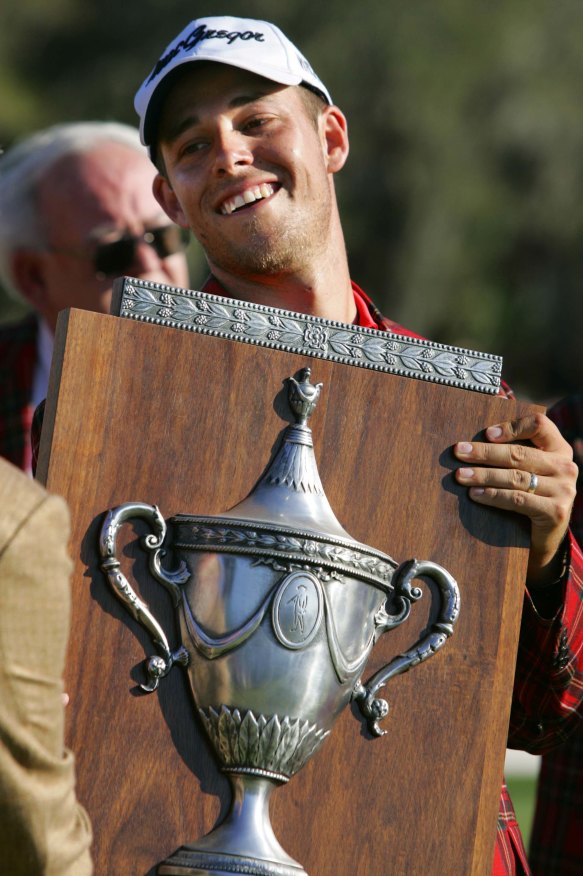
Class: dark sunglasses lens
94,239,135,277
148,225,190,258
94,226,189,277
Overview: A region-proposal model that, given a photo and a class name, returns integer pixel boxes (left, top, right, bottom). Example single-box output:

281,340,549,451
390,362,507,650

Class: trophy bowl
99,368,460,875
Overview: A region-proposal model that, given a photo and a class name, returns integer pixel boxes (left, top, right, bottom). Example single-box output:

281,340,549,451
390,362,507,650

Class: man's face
25,142,190,331
153,64,346,282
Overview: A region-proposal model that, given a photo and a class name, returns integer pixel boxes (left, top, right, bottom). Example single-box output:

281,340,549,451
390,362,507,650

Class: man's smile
219,182,278,215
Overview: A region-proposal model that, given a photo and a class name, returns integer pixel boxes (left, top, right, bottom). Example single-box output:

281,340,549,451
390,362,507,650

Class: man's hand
454,413,578,584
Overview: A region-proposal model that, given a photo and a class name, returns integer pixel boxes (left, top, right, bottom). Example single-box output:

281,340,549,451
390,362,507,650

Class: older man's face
30,142,190,331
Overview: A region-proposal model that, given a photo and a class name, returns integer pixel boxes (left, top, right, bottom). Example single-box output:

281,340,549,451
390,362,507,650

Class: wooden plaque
37,304,537,875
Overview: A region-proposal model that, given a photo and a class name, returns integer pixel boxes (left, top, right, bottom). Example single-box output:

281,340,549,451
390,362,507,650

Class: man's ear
153,174,190,229
322,106,349,174
10,250,48,311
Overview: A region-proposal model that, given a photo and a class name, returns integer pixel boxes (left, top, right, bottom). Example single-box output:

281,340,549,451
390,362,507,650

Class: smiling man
148,65,352,321
134,16,583,876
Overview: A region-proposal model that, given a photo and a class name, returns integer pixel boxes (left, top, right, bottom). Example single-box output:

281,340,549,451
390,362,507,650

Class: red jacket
528,394,583,876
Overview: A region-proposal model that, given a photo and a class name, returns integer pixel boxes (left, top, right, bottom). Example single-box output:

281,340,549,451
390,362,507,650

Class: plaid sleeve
507,531,583,753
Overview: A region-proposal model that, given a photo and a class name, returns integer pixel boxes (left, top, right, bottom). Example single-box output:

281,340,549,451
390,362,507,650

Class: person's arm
507,530,583,752
0,464,93,875
453,413,583,751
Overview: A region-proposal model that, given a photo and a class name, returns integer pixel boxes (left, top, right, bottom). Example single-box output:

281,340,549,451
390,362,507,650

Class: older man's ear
9,249,53,316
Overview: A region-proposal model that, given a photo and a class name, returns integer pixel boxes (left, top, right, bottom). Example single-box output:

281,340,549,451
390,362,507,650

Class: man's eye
173,136,208,160
182,140,207,154
242,116,270,132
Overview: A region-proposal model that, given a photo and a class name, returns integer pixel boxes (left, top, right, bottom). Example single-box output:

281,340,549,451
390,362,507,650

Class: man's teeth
221,183,275,215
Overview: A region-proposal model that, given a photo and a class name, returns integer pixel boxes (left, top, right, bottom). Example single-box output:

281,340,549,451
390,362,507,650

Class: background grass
506,774,537,850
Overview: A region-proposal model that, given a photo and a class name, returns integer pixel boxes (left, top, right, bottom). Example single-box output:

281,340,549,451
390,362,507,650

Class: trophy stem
158,774,307,875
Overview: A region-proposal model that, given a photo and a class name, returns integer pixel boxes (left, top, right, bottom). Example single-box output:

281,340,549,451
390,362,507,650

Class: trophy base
157,774,307,876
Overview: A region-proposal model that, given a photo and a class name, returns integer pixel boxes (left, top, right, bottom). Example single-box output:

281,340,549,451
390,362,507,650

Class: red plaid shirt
528,394,583,876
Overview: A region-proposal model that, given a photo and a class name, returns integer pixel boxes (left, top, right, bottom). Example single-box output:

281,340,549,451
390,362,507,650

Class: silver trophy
99,368,460,875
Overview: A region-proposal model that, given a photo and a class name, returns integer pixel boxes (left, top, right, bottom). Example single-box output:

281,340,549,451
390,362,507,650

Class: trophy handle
353,558,460,736
99,501,190,692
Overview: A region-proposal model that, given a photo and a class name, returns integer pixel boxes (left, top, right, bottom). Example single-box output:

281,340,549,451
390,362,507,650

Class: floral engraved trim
116,279,503,394
199,705,330,778
303,324,329,351
174,520,396,588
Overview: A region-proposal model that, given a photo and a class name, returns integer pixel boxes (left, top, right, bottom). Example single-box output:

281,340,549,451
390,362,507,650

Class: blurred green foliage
506,774,537,850
2,0,582,400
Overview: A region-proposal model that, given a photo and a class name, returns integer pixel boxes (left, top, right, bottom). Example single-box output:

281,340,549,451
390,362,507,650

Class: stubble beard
204,190,333,279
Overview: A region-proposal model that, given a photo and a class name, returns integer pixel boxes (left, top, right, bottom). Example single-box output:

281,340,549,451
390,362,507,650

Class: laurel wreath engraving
174,523,396,587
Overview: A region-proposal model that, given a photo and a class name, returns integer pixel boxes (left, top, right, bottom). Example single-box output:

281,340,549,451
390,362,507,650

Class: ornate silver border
113,277,503,394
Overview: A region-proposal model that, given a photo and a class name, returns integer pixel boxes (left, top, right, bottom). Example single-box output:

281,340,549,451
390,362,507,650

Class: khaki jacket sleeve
0,459,92,876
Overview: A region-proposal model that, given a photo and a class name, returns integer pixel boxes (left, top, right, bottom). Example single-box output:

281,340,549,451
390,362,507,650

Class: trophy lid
172,368,397,591
220,368,352,540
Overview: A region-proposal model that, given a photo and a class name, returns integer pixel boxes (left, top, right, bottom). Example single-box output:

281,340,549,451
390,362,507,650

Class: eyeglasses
48,224,190,278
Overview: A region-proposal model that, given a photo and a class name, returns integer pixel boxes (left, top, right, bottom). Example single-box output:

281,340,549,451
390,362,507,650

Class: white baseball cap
134,16,332,150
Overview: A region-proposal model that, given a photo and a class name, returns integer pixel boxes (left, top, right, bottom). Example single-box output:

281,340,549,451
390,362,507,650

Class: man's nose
213,128,253,175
